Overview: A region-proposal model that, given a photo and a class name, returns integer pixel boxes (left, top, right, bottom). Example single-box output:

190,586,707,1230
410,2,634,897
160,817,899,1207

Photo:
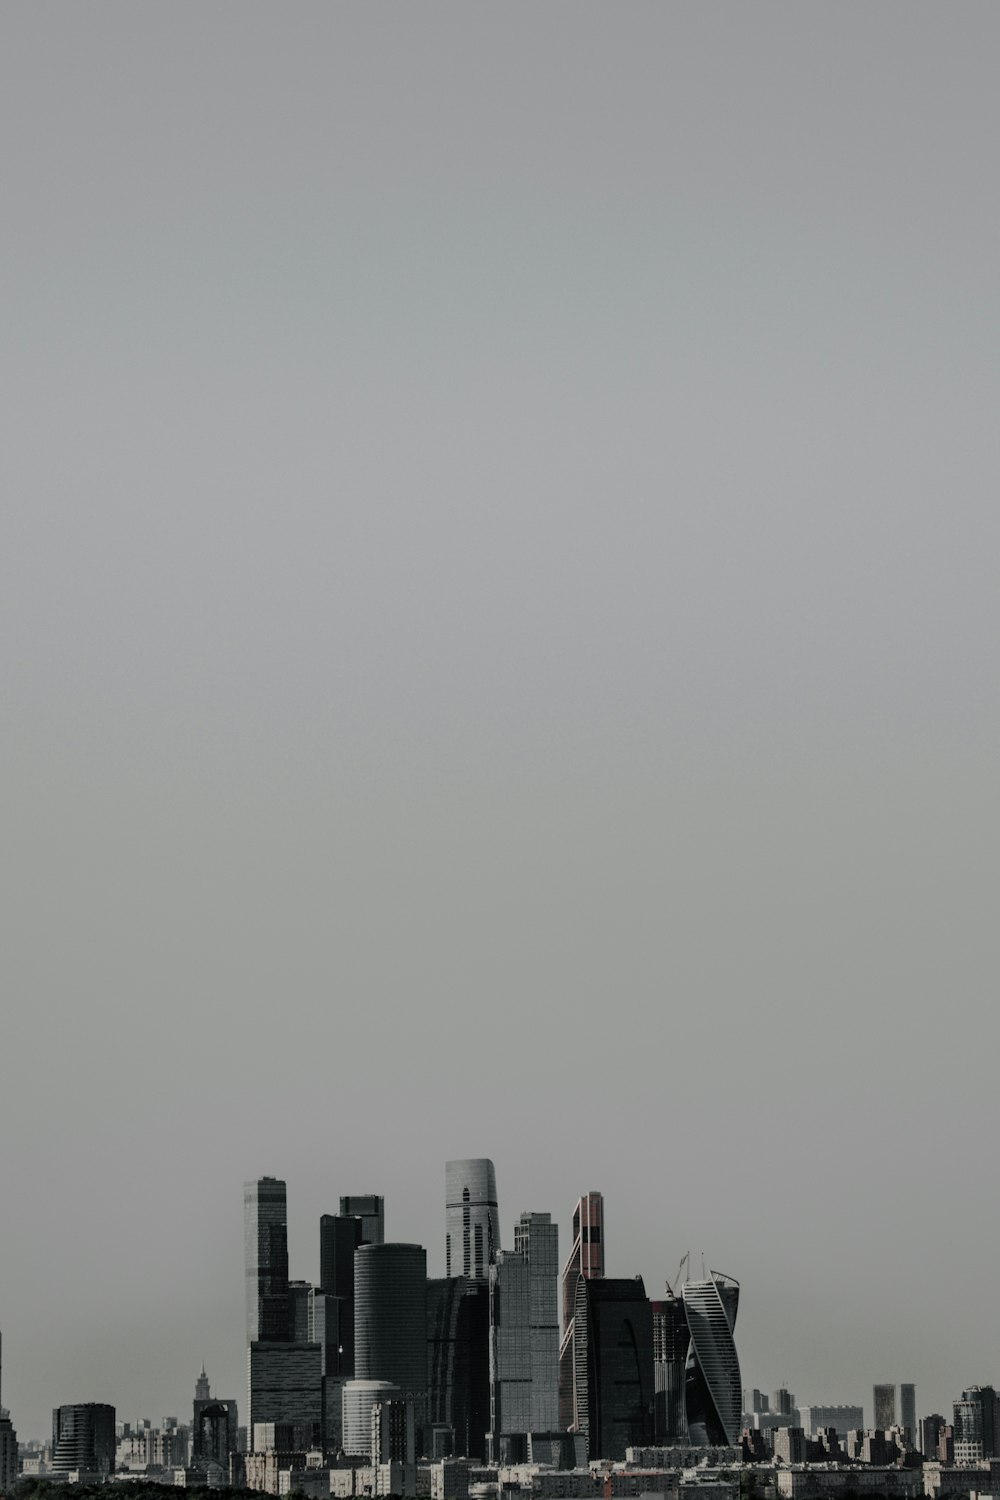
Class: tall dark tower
572,1277,654,1460
427,1278,489,1460
244,1178,290,1343
319,1214,363,1376
355,1243,428,1429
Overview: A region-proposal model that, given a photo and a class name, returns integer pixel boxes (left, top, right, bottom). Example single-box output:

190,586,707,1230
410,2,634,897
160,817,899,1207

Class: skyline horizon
0,1154,983,1441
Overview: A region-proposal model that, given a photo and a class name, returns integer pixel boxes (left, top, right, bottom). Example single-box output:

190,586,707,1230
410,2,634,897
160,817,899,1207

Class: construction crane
665,1250,690,1296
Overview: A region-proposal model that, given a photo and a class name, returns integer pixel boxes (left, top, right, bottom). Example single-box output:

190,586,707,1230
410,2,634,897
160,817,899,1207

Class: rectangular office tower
245,1179,290,1343
513,1212,559,1432
340,1195,385,1246
900,1384,916,1442
873,1384,896,1430
488,1212,560,1461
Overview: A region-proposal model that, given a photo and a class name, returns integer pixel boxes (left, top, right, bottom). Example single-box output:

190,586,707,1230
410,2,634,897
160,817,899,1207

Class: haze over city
2,0,998,1452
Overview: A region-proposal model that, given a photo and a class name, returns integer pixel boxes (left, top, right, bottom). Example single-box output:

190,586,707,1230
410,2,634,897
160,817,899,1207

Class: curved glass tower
681,1273,742,1447
355,1243,428,1428
445,1160,499,1283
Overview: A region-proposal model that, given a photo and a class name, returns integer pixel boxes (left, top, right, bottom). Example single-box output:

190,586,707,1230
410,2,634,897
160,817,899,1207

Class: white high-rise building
446,1160,500,1283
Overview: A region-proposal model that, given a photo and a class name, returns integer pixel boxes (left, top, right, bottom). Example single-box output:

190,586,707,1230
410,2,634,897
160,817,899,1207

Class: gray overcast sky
2,0,998,1442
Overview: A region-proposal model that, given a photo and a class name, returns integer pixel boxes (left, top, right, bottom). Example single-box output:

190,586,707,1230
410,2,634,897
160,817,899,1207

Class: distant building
873,1385,896,1431
558,1192,604,1431
798,1405,865,1440
446,1161,500,1283
954,1387,998,1462
919,1414,947,1461
192,1366,238,1471
900,1384,916,1442
340,1196,385,1248
245,1178,290,1343
51,1403,117,1477
773,1390,797,1420
773,1427,806,1464
572,1276,655,1460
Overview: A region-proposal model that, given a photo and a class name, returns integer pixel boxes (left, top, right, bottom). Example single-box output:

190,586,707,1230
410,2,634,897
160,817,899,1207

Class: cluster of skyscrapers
6,1166,998,1500
242,1160,743,1475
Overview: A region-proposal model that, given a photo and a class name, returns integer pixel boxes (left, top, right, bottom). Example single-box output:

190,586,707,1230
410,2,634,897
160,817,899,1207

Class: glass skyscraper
572,1276,654,1460
446,1160,500,1283
244,1178,290,1344
682,1273,742,1447
558,1192,604,1430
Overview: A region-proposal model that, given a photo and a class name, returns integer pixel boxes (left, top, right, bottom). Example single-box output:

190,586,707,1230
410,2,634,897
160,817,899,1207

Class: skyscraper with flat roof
900,1384,916,1441
558,1192,603,1430
446,1161,499,1283
571,1276,654,1460
427,1277,489,1460
355,1243,428,1431
873,1384,896,1430
953,1387,997,1461
652,1293,690,1443
320,1214,363,1376
51,1405,116,1476
340,1195,385,1246
489,1250,531,1460
513,1211,560,1433
245,1178,290,1343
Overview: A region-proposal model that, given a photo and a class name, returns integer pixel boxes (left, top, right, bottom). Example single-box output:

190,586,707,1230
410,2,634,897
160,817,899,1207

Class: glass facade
246,1342,323,1445
244,1178,290,1344
355,1243,428,1430
558,1192,604,1431
51,1404,117,1476
572,1276,655,1460
339,1195,385,1247
513,1211,560,1433
427,1276,489,1460
319,1214,362,1375
652,1293,691,1443
445,1160,499,1283
682,1274,742,1447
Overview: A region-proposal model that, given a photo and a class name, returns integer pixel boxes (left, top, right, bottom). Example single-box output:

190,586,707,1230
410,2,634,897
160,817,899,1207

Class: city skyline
0,1158,978,1444
3,0,999,1459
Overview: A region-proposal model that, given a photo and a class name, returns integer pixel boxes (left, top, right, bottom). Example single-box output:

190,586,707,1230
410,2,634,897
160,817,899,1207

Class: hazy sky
2,1,999,1443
